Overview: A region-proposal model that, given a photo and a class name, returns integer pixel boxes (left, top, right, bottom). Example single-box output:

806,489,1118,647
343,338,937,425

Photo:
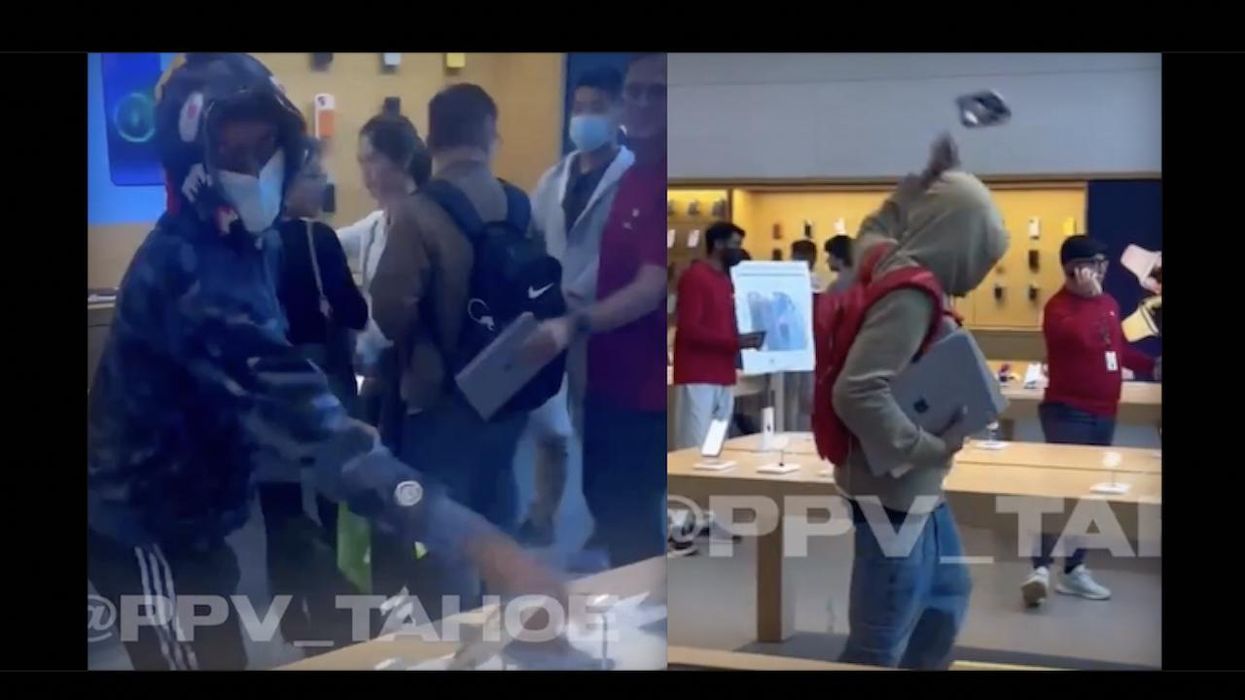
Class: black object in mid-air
957,91,1011,128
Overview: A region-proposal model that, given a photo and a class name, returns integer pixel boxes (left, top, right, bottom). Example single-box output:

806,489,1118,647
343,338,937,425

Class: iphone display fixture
101,53,164,187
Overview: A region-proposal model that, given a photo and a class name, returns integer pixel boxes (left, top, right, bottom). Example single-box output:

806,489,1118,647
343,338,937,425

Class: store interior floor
668,524,1161,670
88,427,596,670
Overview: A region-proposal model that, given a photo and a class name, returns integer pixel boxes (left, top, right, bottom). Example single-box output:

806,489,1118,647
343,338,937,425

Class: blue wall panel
88,53,179,226
1087,179,1162,360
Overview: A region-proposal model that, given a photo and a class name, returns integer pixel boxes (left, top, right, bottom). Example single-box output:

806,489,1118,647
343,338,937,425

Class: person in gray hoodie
832,136,1009,669
517,66,634,547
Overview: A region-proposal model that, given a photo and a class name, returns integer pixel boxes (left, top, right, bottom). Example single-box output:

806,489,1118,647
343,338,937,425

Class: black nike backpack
421,178,568,418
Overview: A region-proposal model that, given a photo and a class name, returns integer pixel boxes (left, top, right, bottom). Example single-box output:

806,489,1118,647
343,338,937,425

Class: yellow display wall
89,52,564,290
666,189,729,327
668,182,1087,332
260,52,564,227
667,189,729,265
965,185,1086,330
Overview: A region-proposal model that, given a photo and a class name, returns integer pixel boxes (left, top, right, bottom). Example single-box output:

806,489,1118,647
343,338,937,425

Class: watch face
395,481,423,507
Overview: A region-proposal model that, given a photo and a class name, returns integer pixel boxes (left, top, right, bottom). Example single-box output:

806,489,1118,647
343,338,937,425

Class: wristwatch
394,480,424,507
572,311,593,339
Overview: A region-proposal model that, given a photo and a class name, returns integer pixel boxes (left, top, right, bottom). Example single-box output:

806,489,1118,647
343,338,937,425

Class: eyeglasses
1070,257,1108,271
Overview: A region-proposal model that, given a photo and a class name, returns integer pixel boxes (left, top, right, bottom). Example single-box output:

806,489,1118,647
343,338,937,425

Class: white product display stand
1022,362,1046,389
756,436,801,474
768,374,787,432
1090,451,1130,494
695,417,735,470
757,462,801,475
694,459,737,472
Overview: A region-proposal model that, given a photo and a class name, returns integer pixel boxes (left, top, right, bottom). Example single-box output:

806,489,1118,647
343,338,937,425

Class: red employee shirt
1043,287,1156,417
673,260,738,386
587,156,667,412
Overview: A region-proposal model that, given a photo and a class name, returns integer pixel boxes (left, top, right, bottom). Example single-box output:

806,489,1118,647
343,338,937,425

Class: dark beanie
1060,235,1108,266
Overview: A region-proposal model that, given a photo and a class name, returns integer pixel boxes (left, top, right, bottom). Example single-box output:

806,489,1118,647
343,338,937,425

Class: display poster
731,261,815,375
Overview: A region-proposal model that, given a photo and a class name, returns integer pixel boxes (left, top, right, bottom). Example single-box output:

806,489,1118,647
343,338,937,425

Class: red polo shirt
1043,288,1156,417
673,260,738,386
587,156,666,412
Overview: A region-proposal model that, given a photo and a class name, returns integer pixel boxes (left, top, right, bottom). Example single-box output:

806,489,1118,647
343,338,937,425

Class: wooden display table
668,437,1160,644
724,433,1161,476
283,556,665,670
956,442,1161,475
988,360,1162,438
666,359,1161,446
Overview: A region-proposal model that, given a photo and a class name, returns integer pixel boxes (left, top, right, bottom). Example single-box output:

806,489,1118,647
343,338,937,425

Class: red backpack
811,242,960,465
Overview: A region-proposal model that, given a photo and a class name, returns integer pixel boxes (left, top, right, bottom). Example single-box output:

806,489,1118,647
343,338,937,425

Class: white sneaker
1021,566,1050,608
1056,565,1112,600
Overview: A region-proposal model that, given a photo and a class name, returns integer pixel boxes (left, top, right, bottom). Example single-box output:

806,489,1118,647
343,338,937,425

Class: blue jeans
1038,402,1116,447
841,501,972,669
373,391,526,619
1034,402,1117,570
582,397,667,568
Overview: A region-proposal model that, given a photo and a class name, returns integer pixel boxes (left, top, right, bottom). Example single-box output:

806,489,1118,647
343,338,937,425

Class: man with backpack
371,83,566,616
812,135,1010,669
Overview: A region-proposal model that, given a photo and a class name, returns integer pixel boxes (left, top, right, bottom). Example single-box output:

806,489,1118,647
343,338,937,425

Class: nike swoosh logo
528,283,555,299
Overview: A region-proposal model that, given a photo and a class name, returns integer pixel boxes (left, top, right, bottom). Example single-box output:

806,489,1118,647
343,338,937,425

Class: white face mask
215,150,286,234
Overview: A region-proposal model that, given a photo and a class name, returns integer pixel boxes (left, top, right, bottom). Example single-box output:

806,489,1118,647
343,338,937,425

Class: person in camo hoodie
832,135,1009,669
86,53,561,671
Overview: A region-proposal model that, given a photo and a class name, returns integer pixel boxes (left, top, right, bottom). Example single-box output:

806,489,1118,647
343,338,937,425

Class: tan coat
370,160,507,414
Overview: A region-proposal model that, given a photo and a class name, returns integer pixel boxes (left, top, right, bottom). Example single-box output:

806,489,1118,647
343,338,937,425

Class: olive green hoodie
831,171,1009,514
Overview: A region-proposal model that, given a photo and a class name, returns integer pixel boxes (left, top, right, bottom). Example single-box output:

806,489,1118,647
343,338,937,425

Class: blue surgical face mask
569,114,614,153
216,150,286,234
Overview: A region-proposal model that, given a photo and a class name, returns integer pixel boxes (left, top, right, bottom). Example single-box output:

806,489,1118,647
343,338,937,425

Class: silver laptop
455,312,543,420
873,326,1007,476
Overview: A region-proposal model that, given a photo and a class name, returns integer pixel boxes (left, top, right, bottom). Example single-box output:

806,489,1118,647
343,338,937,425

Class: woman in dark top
277,141,368,391
260,140,369,652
